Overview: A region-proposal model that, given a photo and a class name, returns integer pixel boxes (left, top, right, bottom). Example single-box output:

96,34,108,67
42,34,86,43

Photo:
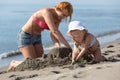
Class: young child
67,21,104,64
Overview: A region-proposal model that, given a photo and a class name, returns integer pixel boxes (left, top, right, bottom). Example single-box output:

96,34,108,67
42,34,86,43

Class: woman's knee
20,45,37,58
34,44,44,57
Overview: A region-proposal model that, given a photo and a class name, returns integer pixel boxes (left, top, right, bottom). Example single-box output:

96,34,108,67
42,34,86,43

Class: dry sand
0,38,120,80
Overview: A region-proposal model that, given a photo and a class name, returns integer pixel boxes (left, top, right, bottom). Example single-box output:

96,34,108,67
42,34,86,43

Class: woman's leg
34,44,44,58
8,44,41,71
20,45,37,58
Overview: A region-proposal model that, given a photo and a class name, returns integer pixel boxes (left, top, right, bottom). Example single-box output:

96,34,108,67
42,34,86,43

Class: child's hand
74,59,79,63
71,59,75,65
71,59,79,65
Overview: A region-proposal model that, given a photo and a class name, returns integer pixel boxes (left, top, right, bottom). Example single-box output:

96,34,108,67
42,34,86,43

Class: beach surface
0,38,120,80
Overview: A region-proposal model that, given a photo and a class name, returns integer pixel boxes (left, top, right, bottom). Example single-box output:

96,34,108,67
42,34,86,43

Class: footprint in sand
107,45,114,48
96,67,102,69
116,54,120,58
9,74,17,78
51,71,61,74
96,66,112,70
56,75,67,80
103,50,115,55
73,71,87,78
107,56,120,62
9,74,38,80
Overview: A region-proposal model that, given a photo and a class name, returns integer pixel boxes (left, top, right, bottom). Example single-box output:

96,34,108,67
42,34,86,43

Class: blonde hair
55,1,73,21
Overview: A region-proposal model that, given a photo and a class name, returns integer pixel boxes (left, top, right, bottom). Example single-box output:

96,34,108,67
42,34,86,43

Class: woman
19,1,73,58
8,1,73,71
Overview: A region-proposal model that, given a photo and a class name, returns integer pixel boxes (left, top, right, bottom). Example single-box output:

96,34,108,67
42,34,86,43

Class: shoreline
0,31,120,58
0,31,120,68
0,37,120,80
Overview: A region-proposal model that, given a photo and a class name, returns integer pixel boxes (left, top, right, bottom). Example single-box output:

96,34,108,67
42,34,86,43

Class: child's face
70,30,84,43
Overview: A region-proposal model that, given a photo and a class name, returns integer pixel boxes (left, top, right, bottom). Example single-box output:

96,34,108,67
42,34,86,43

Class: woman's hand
68,47,72,53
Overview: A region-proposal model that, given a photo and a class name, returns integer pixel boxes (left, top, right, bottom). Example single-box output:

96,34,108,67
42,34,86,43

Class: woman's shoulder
34,8,53,17
41,8,56,16
35,8,52,13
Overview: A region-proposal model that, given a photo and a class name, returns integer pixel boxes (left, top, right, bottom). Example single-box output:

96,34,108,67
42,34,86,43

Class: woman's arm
50,18,61,47
50,32,61,47
43,9,71,48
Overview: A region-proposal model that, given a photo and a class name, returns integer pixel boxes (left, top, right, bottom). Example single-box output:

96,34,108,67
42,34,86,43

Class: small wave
0,46,57,59
0,50,22,59
96,30,120,38
0,31,119,60
0,46,57,60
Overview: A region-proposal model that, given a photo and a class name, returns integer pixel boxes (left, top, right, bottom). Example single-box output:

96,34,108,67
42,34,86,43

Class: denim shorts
17,30,42,48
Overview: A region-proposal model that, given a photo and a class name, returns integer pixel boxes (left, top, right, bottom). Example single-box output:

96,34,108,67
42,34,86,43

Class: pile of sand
12,47,93,71
11,47,120,71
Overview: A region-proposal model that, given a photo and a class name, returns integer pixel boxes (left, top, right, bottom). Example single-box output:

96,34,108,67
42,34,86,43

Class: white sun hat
66,21,86,37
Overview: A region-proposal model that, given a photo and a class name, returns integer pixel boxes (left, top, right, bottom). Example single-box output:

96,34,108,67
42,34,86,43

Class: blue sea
0,1,120,68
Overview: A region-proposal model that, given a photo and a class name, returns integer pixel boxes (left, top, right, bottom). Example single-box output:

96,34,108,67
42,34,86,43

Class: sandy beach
0,38,120,80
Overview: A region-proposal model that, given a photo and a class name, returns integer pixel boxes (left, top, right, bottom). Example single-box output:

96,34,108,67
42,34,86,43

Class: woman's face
57,10,69,19
70,30,84,43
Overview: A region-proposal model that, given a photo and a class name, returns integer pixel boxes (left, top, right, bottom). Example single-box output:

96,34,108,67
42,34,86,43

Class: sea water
0,2,120,68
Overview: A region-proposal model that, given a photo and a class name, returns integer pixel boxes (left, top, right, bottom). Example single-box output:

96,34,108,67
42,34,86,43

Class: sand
0,38,120,80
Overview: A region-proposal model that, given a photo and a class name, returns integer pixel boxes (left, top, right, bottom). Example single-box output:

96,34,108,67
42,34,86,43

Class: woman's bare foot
7,60,22,71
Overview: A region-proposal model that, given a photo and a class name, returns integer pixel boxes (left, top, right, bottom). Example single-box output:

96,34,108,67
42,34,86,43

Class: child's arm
71,42,79,64
76,47,86,60
76,35,91,60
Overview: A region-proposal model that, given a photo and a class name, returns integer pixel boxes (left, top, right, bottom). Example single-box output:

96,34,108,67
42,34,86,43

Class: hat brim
67,26,85,33
66,33,72,38
66,25,86,38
